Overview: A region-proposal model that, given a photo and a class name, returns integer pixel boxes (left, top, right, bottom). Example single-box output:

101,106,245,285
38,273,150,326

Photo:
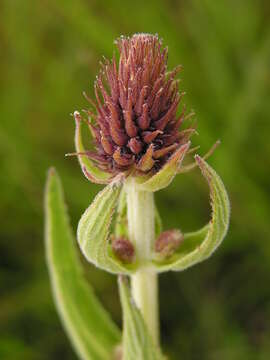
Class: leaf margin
152,156,230,272
45,167,121,360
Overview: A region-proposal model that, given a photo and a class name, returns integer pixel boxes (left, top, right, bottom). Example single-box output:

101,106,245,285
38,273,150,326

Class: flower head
73,34,195,181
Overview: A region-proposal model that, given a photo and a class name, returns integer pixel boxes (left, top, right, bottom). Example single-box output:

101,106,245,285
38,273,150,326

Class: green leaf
137,142,190,192
152,156,230,272
118,276,164,360
77,180,136,274
74,111,112,184
45,168,121,360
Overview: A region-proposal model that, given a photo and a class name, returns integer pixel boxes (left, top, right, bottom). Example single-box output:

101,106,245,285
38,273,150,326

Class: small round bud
111,236,135,263
155,229,183,257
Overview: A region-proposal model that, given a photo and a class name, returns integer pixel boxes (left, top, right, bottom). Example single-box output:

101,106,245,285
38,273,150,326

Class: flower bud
111,236,135,263
155,229,183,257
75,34,194,181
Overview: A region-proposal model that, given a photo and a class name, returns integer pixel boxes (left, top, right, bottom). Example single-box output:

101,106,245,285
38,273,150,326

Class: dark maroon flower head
81,33,194,176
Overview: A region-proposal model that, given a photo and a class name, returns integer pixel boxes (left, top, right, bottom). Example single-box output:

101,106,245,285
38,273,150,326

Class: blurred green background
1,0,270,359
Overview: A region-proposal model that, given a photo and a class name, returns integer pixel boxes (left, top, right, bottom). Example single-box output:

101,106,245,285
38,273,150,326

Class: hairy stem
125,178,159,346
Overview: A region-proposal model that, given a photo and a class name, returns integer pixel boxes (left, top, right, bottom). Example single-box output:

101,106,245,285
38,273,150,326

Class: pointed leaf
137,142,190,192
152,156,230,272
118,276,164,360
77,180,136,274
74,111,112,184
45,168,121,360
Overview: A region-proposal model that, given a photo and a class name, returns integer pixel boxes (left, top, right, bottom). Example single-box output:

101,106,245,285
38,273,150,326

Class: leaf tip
48,167,56,177
45,167,58,195
194,154,207,171
194,155,213,183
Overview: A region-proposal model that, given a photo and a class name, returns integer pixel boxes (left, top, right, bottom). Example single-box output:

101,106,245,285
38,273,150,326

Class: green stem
125,178,159,346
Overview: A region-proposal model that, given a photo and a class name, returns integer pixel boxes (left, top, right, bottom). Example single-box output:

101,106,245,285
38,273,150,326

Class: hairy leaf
77,180,136,274
118,276,164,360
45,168,121,360
152,156,230,272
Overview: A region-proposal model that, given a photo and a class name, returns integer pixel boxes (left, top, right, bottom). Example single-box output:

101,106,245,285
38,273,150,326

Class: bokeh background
1,0,270,359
